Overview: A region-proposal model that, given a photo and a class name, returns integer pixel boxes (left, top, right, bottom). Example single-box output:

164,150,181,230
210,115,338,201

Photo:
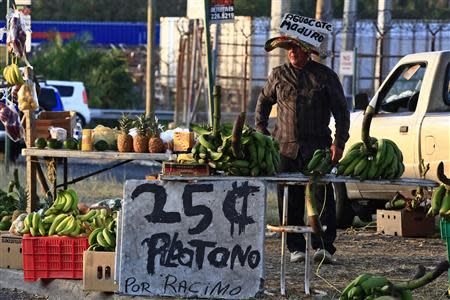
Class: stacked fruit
87,209,117,251
427,184,450,217
21,189,81,236
384,192,407,210
3,63,24,85
191,122,280,176
305,148,333,175
336,139,404,180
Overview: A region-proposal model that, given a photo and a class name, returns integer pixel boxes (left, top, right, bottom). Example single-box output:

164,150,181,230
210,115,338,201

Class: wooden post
25,111,37,213
146,0,156,116
63,158,68,190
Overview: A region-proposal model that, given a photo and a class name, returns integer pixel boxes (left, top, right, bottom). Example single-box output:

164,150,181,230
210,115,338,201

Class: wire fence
153,17,450,121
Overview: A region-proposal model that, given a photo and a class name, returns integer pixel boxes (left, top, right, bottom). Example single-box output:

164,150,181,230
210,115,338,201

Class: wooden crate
162,162,209,176
377,209,435,237
83,251,118,292
35,111,76,140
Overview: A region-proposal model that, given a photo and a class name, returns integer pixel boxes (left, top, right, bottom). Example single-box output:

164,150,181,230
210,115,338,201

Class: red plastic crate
22,234,89,281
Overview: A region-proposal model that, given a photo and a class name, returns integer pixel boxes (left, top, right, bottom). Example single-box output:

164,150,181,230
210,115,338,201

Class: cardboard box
174,132,194,152
162,162,209,176
35,111,76,140
0,234,23,269
83,251,118,292
377,209,435,237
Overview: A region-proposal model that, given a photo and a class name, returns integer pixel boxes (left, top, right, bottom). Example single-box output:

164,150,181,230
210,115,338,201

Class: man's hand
330,144,344,164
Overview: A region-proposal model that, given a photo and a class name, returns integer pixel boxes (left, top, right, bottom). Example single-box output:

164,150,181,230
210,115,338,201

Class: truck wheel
333,183,355,229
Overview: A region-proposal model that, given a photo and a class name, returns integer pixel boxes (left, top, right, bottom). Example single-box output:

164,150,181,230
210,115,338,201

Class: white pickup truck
335,51,450,228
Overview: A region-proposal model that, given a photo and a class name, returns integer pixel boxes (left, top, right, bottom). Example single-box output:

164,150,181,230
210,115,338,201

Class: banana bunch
45,189,79,216
336,139,404,181
191,126,280,176
306,148,333,175
17,83,38,111
177,153,197,164
384,192,407,210
20,212,47,236
3,64,24,85
87,210,117,251
427,184,450,217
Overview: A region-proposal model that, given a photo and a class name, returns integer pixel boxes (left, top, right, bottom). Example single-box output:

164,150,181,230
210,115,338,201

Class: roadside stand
1,3,450,300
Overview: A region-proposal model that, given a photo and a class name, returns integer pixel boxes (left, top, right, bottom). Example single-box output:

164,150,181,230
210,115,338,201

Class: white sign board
279,13,333,48
118,180,266,299
187,0,235,23
15,0,32,5
339,50,354,76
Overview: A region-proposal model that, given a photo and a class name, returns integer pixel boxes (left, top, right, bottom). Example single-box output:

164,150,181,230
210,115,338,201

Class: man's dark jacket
255,60,350,159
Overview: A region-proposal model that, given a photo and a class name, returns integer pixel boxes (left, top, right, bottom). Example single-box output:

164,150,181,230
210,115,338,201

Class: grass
0,163,123,206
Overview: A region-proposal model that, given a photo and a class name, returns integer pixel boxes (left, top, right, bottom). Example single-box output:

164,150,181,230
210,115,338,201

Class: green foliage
31,34,138,109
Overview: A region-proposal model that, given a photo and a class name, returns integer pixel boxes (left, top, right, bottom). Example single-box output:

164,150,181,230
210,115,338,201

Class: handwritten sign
279,13,333,48
117,180,266,299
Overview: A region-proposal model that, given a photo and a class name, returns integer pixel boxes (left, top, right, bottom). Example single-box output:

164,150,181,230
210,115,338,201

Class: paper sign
403,64,421,81
118,180,266,299
187,0,235,23
339,50,354,76
279,13,333,48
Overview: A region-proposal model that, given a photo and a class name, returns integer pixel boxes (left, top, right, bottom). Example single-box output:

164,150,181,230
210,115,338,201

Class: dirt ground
2,227,449,300
260,227,449,300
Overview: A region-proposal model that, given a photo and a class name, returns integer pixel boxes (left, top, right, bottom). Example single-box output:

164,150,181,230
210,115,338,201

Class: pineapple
148,116,165,153
117,114,133,152
133,114,150,153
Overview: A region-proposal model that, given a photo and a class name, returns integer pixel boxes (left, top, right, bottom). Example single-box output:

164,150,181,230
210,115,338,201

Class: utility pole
374,0,392,90
146,0,156,116
314,0,333,64
341,0,357,96
268,0,291,72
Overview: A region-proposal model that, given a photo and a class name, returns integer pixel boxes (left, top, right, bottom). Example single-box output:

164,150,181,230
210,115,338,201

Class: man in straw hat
255,35,350,264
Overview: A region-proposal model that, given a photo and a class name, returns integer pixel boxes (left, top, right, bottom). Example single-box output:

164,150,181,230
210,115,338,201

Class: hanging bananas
306,148,333,175
427,184,450,217
336,138,405,181
3,63,24,85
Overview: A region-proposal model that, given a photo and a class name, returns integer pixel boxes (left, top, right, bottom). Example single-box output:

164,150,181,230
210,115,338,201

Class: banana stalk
393,261,449,291
305,178,324,235
231,112,246,159
213,85,221,141
361,105,376,155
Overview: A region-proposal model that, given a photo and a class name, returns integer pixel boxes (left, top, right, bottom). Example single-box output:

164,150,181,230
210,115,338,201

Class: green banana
440,190,450,216
347,142,363,153
89,228,104,246
96,231,110,248
367,159,378,179
347,286,363,299
431,185,446,215
30,227,38,237
62,192,74,213
353,157,369,177
32,213,40,229
340,274,370,299
360,276,389,294
198,134,215,150
375,139,387,165
78,210,96,222
43,214,56,224
339,148,362,166
231,160,250,168
343,154,364,176
307,150,325,172
66,189,79,211
102,228,116,248
55,215,72,234
38,220,46,236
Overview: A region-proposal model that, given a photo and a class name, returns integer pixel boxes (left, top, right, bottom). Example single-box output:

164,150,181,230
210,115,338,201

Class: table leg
63,158,68,190
26,156,37,213
280,185,288,296
304,232,312,295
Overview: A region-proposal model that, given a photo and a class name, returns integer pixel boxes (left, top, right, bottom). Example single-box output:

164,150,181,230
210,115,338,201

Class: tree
31,35,137,109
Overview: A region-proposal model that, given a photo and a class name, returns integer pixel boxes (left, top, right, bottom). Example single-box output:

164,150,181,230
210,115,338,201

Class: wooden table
22,147,176,212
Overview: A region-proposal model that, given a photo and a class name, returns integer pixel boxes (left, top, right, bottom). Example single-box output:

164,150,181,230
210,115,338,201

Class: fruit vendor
255,35,350,264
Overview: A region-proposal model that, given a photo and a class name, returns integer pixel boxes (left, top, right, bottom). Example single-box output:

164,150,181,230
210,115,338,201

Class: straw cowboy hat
264,35,321,56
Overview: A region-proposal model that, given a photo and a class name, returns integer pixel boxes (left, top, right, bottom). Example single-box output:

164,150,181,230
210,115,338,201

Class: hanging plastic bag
0,99,24,142
17,67,39,111
6,10,28,58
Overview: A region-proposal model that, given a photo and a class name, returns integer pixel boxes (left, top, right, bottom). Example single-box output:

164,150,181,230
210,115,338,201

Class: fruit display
305,148,333,175
133,114,150,153
87,212,117,252
384,192,407,210
17,82,38,111
148,117,165,153
340,261,448,300
336,138,404,180
93,125,118,150
3,63,24,85
0,170,27,232
117,114,133,152
427,184,450,217
190,115,280,176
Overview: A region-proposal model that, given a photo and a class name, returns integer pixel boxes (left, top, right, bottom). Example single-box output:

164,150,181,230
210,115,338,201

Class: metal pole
242,39,249,112
4,0,10,172
314,0,333,63
146,0,156,116
203,0,214,127
341,0,357,96
280,185,288,296
352,46,358,110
